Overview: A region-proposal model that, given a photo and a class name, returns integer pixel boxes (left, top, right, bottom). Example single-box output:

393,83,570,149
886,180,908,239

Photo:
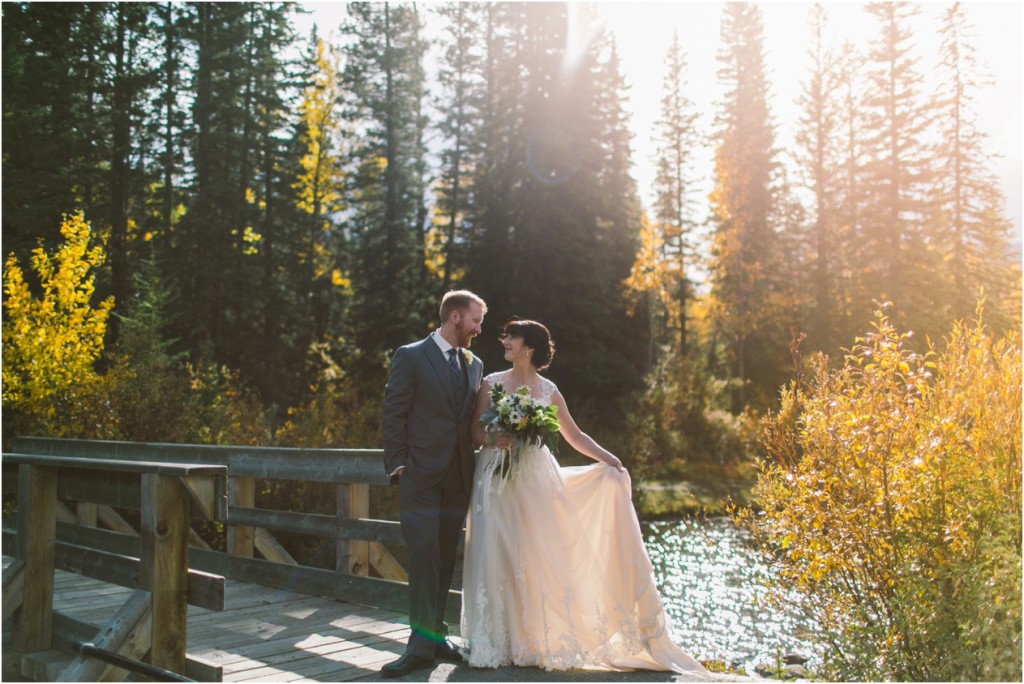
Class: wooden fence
2,448,228,681
2,437,455,680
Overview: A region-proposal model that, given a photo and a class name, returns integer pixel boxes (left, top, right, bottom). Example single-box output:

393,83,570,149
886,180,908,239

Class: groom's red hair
439,289,487,323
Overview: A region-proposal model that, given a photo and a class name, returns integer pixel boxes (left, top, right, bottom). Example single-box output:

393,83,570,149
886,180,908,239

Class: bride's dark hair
500,319,555,371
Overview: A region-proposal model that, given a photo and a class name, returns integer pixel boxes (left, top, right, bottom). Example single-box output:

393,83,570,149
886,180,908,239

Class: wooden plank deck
46,564,411,682
4,557,726,682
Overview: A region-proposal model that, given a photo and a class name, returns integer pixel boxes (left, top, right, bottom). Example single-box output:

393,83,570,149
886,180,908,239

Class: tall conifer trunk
109,4,130,336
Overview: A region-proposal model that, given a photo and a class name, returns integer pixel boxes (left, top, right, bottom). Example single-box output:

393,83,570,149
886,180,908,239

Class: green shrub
629,350,750,469
736,306,1022,681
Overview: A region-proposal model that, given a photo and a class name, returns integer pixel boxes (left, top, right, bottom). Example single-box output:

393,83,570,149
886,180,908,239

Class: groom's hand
389,465,405,485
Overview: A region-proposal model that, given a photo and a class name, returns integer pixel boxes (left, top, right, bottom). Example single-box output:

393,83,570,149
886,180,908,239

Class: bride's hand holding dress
545,387,625,473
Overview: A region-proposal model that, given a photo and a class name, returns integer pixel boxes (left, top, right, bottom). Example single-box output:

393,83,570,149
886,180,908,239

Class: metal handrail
73,642,194,682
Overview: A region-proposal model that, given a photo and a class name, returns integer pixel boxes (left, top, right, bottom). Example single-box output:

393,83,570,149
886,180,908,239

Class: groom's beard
455,324,476,348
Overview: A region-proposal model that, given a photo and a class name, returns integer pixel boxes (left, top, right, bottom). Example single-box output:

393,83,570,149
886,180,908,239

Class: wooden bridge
2,437,723,683
1,437,457,682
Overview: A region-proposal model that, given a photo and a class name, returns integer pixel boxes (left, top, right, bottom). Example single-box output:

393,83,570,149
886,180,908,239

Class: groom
380,290,486,677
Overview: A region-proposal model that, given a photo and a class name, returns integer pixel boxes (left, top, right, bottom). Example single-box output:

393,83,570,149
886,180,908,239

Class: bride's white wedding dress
460,370,708,674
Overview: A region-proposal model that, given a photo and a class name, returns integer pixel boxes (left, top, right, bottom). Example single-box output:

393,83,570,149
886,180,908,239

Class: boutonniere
462,349,473,367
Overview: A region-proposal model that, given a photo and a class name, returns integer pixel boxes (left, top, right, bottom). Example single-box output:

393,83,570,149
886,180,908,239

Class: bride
460,319,709,675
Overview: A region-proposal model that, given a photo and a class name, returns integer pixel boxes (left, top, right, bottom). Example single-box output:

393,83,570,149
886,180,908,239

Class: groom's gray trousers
399,454,469,657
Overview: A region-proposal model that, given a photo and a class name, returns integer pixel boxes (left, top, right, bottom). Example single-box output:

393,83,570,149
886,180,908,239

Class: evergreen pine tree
290,31,350,390
794,3,844,354
651,30,700,357
859,2,940,335
107,2,158,333
460,3,644,417
168,2,302,405
340,2,430,361
932,2,1021,333
708,2,785,410
432,2,486,293
831,39,870,347
147,2,193,241
463,2,528,327
2,3,105,256
242,2,304,405
171,1,250,357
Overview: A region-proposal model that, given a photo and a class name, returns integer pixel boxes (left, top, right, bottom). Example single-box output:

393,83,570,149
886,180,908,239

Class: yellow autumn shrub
2,212,115,439
737,306,1022,681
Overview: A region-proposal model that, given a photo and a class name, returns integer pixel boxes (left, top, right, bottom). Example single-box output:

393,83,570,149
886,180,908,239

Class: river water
643,516,820,671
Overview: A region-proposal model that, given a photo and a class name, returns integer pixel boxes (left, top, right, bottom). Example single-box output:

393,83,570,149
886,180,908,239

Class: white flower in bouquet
479,383,560,485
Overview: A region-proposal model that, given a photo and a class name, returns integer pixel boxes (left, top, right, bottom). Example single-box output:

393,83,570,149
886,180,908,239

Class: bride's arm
550,390,625,471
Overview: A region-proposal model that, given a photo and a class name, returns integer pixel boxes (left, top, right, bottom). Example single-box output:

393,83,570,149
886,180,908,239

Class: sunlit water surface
643,517,820,670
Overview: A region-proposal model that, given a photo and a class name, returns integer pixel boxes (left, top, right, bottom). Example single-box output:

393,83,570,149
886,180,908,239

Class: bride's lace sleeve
537,376,557,405
483,370,507,386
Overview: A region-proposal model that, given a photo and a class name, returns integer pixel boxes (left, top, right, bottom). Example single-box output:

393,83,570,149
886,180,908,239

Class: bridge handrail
11,436,388,485
6,436,459,626
3,450,227,680
3,452,229,477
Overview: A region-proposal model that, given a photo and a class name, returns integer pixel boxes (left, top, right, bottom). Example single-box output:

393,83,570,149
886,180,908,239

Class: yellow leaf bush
737,306,1021,680
2,213,115,438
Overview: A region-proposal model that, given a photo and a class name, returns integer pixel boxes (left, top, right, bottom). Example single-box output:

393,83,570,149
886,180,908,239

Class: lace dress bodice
483,370,557,406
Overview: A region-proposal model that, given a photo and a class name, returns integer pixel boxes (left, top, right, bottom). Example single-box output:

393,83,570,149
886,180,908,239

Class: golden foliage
737,305,1022,680
2,212,115,436
294,39,344,221
622,211,684,329
623,212,667,308
422,219,464,284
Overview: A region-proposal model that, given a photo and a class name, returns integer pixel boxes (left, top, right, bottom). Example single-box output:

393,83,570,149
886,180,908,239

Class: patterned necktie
447,348,461,378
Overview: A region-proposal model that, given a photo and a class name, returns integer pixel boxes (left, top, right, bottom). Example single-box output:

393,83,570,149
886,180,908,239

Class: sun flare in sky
597,1,1021,235
300,1,1022,238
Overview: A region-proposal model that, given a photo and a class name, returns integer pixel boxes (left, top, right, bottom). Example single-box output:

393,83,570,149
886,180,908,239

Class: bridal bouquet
479,383,560,482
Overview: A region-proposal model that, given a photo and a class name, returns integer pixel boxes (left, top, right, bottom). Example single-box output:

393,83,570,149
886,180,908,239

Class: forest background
2,1,1021,519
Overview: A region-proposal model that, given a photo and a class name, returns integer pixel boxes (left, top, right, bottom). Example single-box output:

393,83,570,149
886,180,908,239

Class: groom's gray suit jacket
382,335,482,490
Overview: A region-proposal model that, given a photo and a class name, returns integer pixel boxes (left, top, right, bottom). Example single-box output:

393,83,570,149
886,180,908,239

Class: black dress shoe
435,638,464,662
381,652,436,678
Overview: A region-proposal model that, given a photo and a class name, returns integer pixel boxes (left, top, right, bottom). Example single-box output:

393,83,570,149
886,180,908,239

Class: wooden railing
1,450,228,681
2,438,458,652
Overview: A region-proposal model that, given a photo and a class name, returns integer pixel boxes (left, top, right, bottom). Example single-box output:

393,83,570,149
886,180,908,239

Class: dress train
460,430,707,674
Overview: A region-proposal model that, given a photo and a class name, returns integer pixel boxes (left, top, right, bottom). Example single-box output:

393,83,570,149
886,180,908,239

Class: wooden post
15,463,57,653
336,483,370,575
227,476,255,558
139,474,189,675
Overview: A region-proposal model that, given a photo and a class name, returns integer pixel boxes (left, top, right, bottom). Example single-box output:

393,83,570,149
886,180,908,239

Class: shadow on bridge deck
3,558,735,683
